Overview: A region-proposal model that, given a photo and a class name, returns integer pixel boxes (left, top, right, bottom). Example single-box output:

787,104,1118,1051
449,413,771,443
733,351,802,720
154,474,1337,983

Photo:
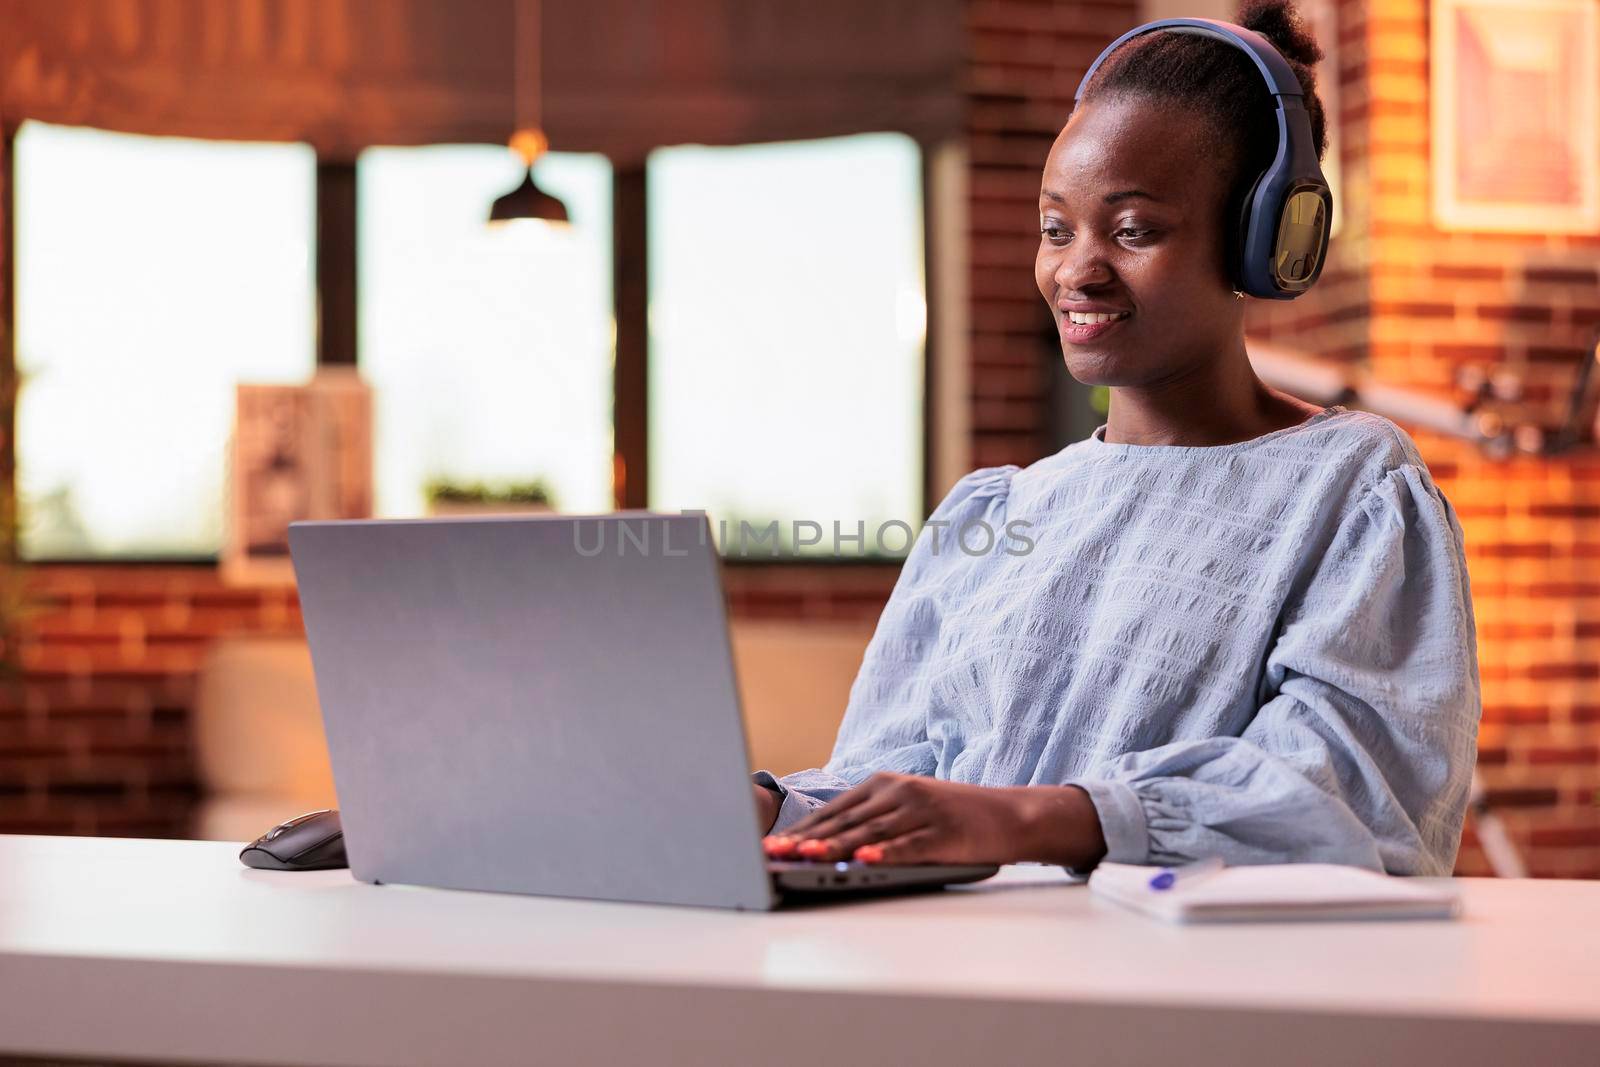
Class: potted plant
424,477,557,517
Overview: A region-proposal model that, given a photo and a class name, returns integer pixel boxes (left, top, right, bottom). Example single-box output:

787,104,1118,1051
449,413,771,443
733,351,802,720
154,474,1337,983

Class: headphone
1074,18,1333,301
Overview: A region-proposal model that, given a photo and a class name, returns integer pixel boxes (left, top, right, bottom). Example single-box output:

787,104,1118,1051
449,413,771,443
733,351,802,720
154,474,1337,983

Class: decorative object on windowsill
425,478,556,517
222,368,374,587
487,0,569,228
1247,328,1600,459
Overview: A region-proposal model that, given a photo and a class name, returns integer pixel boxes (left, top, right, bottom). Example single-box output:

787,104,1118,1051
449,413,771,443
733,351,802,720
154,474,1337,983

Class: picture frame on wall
1431,0,1600,234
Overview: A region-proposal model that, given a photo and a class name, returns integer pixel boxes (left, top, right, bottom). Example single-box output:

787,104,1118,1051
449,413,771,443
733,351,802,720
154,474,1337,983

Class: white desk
1,835,1596,1067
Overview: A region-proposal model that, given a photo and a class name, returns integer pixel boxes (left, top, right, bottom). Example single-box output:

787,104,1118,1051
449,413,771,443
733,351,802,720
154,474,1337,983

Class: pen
1148,856,1225,891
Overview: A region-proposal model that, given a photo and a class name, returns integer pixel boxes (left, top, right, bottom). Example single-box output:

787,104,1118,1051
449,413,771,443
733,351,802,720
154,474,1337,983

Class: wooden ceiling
0,0,965,160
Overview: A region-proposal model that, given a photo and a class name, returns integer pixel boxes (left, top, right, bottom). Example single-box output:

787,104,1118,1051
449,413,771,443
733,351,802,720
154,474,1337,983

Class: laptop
287,512,998,910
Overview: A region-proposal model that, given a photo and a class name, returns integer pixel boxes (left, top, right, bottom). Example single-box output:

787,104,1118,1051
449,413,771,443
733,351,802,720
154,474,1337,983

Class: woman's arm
748,466,1017,836
1064,464,1481,874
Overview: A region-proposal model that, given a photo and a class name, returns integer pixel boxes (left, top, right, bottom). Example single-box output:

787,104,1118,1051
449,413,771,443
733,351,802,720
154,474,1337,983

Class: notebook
1088,862,1461,923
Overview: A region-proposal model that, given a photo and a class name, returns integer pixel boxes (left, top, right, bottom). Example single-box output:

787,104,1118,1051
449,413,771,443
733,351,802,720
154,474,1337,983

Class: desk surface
2,835,1597,1067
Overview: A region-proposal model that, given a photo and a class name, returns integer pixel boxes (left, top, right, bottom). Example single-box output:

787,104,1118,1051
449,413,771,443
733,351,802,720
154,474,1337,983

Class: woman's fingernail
763,836,798,856
853,844,884,863
796,838,830,859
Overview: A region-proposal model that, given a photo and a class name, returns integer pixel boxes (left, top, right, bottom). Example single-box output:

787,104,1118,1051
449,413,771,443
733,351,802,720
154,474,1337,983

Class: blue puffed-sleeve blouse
753,407,1481,875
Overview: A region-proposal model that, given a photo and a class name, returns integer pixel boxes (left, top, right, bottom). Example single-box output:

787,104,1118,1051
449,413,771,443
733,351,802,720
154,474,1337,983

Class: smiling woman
751,0,1481,878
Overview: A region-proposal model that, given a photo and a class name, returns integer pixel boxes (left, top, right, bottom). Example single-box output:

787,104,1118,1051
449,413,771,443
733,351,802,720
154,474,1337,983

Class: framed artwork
224,369,373,585
1431,0,1600,234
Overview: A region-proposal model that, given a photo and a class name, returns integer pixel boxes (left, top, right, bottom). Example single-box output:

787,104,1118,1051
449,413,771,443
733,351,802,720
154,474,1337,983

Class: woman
751,0,1480,876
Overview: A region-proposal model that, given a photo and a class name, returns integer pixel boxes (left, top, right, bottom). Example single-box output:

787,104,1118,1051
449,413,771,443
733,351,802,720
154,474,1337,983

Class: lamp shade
488,167,570,225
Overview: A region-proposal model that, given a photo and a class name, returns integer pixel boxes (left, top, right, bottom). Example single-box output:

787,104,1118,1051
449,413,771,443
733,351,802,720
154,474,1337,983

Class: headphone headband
1074,18,1304,102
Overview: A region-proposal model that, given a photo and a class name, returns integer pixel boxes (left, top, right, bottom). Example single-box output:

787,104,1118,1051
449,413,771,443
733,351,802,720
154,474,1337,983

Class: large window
12,125,922,561
646,133,925,558
357,147,614,517
14,122,317,559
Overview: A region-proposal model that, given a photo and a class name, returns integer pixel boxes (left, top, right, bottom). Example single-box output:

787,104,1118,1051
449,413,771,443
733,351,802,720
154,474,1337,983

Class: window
646,133,925,558
357,146,614,518
14,122,317,559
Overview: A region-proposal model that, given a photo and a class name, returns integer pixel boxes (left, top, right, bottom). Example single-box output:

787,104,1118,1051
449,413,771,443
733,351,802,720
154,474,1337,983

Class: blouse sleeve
752,465,1017,834
1066,464,1481,875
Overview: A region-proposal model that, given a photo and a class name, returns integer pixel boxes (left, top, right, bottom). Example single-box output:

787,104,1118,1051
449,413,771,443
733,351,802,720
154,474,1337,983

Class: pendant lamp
489,0,569,226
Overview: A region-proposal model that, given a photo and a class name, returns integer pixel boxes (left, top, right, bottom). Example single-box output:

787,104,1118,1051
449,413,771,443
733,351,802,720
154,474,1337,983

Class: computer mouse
239,808,348,871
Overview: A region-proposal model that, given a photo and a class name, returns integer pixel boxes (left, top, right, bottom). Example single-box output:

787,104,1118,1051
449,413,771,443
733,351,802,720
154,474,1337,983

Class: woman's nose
1054,240,1113,293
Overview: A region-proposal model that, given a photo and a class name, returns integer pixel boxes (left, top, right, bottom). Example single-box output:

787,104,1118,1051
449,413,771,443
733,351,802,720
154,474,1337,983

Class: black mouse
239,809,348,871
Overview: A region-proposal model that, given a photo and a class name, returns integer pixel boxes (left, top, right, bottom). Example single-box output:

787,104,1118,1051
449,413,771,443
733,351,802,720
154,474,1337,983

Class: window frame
1,127,943,570
622,136,939,566
6,122,321,565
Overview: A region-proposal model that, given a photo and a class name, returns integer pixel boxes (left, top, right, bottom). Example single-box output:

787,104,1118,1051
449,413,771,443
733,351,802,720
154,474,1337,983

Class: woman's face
1035,94,1243,388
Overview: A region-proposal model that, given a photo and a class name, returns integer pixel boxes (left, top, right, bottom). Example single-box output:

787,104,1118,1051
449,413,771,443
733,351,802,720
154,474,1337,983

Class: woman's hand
762,772,1107,869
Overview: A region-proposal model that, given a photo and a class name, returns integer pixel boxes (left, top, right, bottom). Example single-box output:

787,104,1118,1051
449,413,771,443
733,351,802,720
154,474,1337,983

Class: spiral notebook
1088,862,1461,923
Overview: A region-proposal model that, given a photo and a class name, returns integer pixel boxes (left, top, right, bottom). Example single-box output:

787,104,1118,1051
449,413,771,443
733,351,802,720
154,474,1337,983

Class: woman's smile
1058,303,1132,343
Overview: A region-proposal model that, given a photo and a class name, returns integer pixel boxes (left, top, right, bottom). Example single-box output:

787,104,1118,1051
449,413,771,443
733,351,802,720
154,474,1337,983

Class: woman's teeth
1067,311,1129,325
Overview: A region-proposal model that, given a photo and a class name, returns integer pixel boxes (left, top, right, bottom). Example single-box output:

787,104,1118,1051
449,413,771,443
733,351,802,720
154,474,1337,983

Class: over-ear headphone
1074,17,1333,300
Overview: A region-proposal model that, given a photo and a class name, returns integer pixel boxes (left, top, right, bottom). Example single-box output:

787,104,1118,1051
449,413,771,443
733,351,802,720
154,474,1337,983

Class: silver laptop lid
288,513,777,910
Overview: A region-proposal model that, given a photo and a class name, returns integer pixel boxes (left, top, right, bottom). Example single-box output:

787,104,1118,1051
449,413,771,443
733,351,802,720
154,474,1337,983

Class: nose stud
1233,289,1246,300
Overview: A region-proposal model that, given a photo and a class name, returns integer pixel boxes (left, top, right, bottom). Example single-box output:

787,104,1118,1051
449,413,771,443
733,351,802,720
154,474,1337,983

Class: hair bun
1238,0,1324,69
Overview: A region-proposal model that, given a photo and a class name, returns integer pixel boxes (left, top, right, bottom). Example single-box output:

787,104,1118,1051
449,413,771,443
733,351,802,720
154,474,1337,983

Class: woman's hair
1079,0,1328,207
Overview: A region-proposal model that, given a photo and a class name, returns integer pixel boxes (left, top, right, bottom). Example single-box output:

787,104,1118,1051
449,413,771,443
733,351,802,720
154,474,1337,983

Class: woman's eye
1116,227,1154,241
1040,225,1070,244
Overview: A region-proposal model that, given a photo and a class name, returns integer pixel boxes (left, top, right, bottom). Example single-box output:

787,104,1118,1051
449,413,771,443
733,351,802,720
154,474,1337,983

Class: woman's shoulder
1294,406,1429,476
1275,410,1468,566
1289,408,1461,522
930,464,1020,521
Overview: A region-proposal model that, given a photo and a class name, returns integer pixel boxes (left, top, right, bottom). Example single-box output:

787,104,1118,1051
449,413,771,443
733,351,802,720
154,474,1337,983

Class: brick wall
965,0,1140,468
0,565,899,838
0,568,302,836
1427,441,1600,878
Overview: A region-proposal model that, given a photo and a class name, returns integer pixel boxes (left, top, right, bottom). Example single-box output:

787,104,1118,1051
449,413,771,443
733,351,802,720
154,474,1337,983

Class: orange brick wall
966,0,1140,467
0,565,899,838
1427,443,1600,878
0,569,302,836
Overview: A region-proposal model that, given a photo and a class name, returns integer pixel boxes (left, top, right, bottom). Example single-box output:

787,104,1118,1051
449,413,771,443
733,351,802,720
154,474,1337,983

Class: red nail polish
796,838,829,859
854,844,884,863
763,836,798,857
